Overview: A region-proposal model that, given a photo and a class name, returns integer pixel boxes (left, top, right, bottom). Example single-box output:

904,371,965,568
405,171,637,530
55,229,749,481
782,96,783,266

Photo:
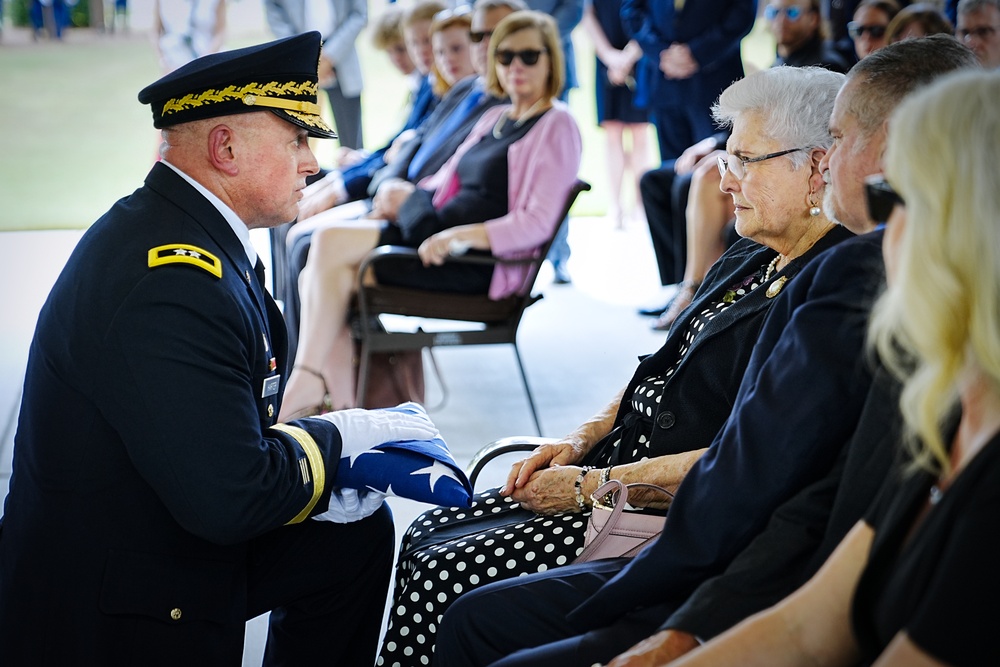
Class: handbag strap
594,480,674,509
575,480,673,562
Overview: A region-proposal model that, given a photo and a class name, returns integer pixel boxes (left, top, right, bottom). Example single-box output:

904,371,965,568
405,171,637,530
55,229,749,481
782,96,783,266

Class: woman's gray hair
712,66,845,169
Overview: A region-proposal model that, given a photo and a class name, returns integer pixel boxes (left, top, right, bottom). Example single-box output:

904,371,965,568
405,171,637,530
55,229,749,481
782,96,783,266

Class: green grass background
0,10,775,232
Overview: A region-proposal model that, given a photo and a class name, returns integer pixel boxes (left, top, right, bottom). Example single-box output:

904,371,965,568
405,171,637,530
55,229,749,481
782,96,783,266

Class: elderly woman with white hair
379,65,850,666
663,68,1000,667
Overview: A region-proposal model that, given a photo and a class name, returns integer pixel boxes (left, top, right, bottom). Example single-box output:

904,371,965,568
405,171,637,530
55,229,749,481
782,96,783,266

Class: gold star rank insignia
148,244,222,278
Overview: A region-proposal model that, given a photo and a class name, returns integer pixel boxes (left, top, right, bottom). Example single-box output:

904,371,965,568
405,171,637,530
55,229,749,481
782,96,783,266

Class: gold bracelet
598,466,614,506
574,466,595,510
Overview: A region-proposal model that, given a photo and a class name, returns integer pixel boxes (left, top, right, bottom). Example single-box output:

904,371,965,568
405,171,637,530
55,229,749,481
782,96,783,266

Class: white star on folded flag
332,404,472,507
347,445,384,467
410,461,463,493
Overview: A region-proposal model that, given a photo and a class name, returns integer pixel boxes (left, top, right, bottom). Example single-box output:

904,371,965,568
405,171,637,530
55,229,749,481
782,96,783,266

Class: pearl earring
810,205,821,217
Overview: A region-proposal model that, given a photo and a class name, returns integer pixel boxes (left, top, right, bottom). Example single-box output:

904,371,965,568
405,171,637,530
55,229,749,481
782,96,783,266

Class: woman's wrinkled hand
507,464,584,515
501,441,583,497
371,180,415,223
417,229,462,266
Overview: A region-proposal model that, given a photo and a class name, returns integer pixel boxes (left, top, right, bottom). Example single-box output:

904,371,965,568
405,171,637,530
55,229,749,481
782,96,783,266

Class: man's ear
207,124,239,176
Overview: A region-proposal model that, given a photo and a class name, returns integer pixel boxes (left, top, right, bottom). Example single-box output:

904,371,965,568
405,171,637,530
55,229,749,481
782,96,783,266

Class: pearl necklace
493,99,548,139
764,254,789,299
764,254,781,282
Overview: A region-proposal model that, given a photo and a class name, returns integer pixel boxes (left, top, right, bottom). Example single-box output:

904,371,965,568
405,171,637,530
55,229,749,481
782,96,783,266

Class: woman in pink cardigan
280,10,582,419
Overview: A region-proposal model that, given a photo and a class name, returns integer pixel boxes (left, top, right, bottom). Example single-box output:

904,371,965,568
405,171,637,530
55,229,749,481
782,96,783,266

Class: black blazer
0,163,348,662
570,230,888,626
585,225,853,465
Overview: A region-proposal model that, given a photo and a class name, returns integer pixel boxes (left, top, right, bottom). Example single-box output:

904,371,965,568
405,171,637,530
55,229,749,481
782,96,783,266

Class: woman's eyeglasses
864,175,905,223
764,5,805,21
495,48,547,66
717,148,805,180
469,30,493,43
847,21,888,39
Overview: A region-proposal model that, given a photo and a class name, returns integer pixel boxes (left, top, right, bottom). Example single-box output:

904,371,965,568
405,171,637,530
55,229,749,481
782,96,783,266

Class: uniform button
170,608,182,621
267,404,274,417
656,411,676,429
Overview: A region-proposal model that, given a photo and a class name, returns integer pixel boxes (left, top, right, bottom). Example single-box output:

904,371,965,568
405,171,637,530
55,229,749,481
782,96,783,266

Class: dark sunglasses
864,175,905,223
469,29,493,43
847,21,888,39
495,48,547,66
764,5,806,21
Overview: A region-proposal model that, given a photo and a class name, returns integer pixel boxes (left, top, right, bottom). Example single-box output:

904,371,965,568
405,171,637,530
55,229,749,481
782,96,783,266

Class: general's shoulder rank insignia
148,244,222,278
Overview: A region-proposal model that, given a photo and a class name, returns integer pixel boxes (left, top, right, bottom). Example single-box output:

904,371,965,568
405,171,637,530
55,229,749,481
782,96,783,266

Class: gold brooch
766,276,788,299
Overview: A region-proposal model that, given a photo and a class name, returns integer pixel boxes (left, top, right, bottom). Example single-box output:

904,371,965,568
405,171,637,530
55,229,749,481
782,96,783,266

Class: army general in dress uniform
0,32,438,665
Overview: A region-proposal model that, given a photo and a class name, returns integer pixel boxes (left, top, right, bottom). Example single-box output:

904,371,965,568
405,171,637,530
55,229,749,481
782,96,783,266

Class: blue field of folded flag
334,404,473,507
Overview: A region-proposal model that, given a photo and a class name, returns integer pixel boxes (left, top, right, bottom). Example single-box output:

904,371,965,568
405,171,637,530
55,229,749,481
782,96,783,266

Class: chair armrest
466,436,559,488
357,245,537,285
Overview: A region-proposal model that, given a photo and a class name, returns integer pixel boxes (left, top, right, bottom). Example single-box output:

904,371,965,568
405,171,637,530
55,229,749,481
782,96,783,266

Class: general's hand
508,464,583,514
501,441,583,496
313,488,386,523
606,629,701,667
312,402,440,462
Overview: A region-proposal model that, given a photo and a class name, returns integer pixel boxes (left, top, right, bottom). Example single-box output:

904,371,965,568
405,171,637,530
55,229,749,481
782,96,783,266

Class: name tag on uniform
262,375,281,398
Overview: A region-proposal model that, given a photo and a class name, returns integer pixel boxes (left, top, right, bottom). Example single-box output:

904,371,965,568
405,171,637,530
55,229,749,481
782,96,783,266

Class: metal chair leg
512,343,542,436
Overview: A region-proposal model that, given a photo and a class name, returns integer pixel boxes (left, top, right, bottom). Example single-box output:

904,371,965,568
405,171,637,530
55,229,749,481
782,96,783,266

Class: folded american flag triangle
334,404,473,507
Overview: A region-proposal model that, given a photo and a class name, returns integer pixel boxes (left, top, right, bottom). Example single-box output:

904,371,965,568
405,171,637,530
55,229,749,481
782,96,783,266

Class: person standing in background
582,0,653,229
153,0,226,72
265,0,369,150
621,0,755,163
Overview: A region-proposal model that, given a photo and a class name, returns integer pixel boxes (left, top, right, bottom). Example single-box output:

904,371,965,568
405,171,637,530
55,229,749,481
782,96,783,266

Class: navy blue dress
591,0,647,125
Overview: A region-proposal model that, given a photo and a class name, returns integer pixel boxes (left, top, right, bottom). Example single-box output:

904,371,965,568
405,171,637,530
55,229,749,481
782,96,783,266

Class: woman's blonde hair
371,4,407,50
429,6,474,96
869,70,1000,474
404,0,448,28
484,10,564,100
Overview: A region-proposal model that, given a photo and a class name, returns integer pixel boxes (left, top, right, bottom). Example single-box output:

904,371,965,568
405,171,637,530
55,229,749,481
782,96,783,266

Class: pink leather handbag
574,479,673,563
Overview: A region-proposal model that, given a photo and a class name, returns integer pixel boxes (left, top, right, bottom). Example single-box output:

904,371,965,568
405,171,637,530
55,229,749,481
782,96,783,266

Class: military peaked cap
138,32,337,139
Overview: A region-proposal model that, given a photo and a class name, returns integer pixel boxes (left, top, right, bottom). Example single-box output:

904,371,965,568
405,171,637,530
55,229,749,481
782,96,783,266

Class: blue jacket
343,74,439,200
570,230,887,625
621,0,755,111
